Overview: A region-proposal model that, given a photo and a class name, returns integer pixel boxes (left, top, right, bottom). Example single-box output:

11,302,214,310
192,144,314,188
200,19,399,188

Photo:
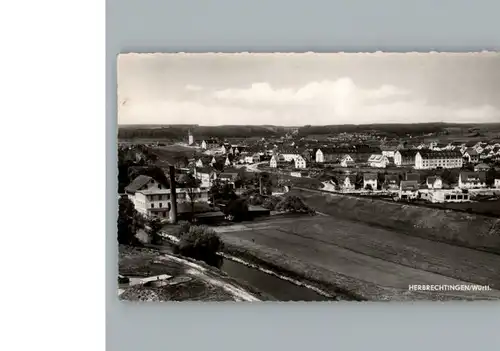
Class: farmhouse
194,167,217,188
394,149,418,167
398,180,420,200
218,172,239,189
380,145,398,158
270,154,287,168
414,150,463,170
368,154,389,168
421,189,470,203
495,179,500,189
125,175,208,219
426,176,443,190
315,148,337,163
340,154,355,168
463,148,480,164
458,171,487,189
384,174,400,190
339,174,356,191
363,173,378,190
474,163,490,172
294,155,307,169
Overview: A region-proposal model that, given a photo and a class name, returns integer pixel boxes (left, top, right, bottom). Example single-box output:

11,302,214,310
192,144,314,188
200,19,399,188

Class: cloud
185,84,203,92
119,78,500,125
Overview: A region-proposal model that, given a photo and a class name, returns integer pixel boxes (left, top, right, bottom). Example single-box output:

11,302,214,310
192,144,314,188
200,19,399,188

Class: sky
117,52,500,126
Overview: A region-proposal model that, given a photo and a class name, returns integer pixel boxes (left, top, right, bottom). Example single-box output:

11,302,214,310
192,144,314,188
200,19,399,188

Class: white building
363,173,377,190
426,176,443,190
495,179,500,189
394,149,417,167
294,155,307,169
421,189,470,203
270,154,285,168
398,180,420,200
415,150,463,170
339,175,356,191
458,171,487,189
368,154,389,168
380,145,398,158
340,154,355,168
201,139,219,150
194,168,217,188
125,175,209,219
188,130,194,145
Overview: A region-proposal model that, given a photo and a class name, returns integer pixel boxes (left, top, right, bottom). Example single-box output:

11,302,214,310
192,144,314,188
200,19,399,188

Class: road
213,215,500,300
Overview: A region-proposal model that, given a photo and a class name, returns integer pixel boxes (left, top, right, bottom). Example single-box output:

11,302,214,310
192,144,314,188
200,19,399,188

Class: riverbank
118,245,270,301
213,215,500,301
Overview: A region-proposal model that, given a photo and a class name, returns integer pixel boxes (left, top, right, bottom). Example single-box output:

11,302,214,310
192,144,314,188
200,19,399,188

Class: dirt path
213,216,500,300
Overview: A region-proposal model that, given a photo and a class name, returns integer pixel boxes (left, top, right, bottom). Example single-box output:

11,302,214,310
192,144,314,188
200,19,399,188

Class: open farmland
214,213,500,301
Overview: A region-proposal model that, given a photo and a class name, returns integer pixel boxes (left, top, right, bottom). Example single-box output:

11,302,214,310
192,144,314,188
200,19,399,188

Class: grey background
106,1,500,350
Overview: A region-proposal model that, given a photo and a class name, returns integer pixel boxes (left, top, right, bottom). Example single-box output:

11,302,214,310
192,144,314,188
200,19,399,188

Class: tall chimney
169,165,178,224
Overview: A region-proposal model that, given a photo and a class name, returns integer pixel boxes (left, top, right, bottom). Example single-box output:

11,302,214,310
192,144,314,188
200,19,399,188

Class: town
117,123,500,302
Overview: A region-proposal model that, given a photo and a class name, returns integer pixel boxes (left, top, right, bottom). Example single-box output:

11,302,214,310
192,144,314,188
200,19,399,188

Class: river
219,258,332,301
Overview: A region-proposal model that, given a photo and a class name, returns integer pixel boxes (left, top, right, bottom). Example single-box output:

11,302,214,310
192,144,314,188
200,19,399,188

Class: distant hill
117,123,500,140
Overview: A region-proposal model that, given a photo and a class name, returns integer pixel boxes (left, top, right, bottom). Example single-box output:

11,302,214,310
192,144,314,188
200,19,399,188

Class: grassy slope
291,189,500,254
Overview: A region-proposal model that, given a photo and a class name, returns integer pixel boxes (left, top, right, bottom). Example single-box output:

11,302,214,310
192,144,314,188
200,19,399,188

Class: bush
275,195,315,214
224,198,250,222
262,196,281,211
174,225,223,266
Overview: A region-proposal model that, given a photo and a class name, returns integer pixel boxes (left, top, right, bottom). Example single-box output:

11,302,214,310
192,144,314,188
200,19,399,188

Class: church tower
188,129,194,145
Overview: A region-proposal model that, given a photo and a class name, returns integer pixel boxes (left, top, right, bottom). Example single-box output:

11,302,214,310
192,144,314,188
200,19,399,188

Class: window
151,203,154,208
159,203,162,208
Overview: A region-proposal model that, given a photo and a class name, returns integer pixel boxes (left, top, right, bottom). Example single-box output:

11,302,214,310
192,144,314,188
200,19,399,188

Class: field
417,198,500,217
214,215,500,301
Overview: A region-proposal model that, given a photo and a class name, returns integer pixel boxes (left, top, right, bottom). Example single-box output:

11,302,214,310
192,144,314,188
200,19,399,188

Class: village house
414,150,463,170
458,171,487,189
193,167,217,188
363,173,378,190
394,149,418,167
426,176,443,190
340,154,355,167
315,148,337,163
474,163,490,172
380,145,398,158
294,155,307,169
218,172,239,189
494,179,500,189
398,180,420,200
339,174,356,191
224,154,235,167
368,154,389,168
384,174,400,190
125,175,209,219
270,154,287,168
201,139,219,150
463,148,480,164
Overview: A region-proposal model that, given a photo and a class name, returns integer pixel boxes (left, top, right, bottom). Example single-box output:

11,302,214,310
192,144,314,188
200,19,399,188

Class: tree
178,173,202,218
117,197,140,245
173,155,189,169
174,225,224,267
146,217,163,245
224,198,249,222
275,195,314,214
209,179,237,202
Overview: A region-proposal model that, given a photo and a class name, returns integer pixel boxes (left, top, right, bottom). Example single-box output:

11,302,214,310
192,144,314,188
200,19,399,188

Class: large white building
414,150,463,170
125,175,209,219
270,154,287,168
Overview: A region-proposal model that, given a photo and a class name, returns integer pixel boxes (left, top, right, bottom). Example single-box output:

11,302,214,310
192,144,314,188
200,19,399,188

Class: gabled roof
426,176,441,184
406,173,421,182
340,174,357,184
396,149,418,157
363,173,377,181
368,154,387,162
400,180,419,191
460,171,486,183
125,175,154,193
